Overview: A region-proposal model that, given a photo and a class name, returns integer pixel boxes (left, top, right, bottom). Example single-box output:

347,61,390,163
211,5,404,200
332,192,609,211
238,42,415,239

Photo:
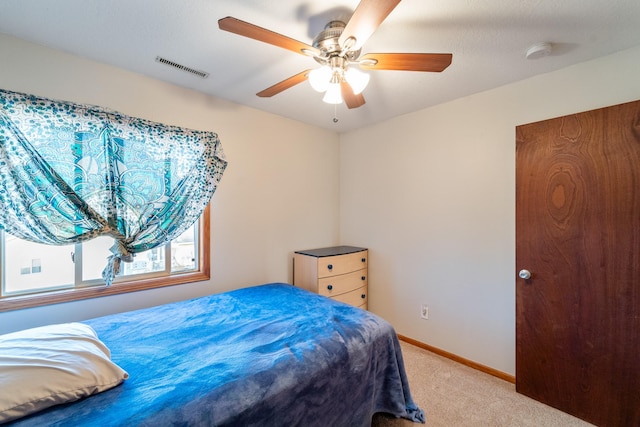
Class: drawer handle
361,258,366,263
327,284,333,291
361,276,366,281
327,264,333,270
361,294,366,299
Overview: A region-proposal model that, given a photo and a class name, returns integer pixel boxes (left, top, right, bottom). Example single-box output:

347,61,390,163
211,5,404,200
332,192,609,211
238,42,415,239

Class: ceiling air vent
155,56,209,78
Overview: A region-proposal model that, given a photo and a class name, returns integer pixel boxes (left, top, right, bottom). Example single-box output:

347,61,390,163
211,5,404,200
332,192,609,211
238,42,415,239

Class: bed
1,283,424,426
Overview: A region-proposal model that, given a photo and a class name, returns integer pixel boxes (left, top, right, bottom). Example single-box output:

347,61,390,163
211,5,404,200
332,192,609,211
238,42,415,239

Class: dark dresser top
294,245,367,257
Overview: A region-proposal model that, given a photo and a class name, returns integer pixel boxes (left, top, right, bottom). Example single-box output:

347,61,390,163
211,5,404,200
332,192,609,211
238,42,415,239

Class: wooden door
515,100,640,427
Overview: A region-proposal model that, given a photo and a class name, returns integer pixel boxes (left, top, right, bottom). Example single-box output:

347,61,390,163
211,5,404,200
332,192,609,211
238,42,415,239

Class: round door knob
327,284,333,291
327,264,333,270
518,269,532,280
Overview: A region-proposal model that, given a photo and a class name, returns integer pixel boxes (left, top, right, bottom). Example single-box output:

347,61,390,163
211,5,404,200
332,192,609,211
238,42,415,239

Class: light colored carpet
372,341,595,427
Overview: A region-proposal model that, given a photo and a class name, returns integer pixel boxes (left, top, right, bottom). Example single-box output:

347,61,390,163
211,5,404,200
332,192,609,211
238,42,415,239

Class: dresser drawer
318,269,367,297
317,250,368,278
332,287,368,307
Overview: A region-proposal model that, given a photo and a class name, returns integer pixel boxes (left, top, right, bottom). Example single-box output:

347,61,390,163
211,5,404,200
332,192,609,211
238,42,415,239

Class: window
0,90,226,312
0,206,210,312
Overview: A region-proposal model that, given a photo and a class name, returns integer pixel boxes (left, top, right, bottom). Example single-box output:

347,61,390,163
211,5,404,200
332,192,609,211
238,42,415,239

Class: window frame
0,205,210,312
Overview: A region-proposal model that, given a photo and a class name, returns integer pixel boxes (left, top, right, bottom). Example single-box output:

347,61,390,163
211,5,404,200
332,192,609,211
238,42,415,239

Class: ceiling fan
218,0,452,109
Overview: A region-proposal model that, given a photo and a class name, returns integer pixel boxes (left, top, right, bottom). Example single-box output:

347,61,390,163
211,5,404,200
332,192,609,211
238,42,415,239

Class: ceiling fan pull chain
333,104,339,123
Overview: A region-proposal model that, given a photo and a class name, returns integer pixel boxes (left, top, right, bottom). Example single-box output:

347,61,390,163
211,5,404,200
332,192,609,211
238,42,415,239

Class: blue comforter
11,283,424,426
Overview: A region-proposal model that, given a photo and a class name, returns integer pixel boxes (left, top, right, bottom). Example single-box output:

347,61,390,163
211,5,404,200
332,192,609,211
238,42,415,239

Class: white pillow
0,322,128,423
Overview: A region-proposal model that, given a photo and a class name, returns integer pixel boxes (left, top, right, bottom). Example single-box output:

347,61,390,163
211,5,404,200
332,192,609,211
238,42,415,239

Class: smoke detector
525,42,553,60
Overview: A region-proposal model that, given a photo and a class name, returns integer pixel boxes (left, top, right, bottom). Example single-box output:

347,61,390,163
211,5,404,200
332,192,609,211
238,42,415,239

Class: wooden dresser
293,246,368,310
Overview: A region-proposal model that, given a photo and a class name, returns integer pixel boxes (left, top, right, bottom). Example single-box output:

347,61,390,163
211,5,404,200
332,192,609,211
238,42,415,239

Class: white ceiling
1,0,640,133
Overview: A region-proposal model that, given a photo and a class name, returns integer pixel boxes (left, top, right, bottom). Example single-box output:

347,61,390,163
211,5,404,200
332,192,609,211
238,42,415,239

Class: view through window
0,208,210,312
2,224,197,296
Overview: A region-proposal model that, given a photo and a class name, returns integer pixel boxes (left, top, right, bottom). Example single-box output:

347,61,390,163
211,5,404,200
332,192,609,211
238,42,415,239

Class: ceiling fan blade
341,82,366,109
359,53,452,72
339,0,401,51
218,17,320,57
257,70,311,98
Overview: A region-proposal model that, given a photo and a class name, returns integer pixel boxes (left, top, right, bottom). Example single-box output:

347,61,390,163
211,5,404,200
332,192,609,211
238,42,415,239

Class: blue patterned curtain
0,89,227,285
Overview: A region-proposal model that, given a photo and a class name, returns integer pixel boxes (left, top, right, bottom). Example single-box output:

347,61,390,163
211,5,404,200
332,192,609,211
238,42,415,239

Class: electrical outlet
421,304,429,320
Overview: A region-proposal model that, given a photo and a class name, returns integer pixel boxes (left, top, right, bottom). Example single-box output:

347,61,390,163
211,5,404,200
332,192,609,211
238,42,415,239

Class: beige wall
3,32,640,377
339,44,640,375
0,34,340,333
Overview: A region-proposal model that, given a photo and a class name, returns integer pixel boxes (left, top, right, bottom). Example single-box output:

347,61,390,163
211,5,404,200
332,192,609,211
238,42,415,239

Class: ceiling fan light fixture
218,1,453,110
323,82,343,104
308,66,332,92
345,67,370,95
